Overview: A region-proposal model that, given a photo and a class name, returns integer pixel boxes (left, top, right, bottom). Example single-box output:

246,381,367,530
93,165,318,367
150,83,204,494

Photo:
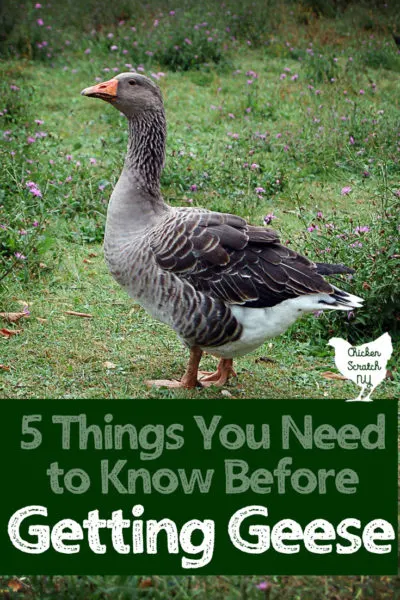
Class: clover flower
341,186,352,195
264,213,276,225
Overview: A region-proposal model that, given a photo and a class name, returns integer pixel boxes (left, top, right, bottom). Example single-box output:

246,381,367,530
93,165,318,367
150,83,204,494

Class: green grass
1,573,399,599
0,3,399,597
1,243,398,399
1,44,399,399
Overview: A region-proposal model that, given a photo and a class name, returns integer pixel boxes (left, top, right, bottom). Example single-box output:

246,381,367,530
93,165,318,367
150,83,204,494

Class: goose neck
125,109,166,195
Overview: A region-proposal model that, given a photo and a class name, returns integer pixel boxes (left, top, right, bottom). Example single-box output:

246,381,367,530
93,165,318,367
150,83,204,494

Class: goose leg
199,358,237,387
146,346,203,389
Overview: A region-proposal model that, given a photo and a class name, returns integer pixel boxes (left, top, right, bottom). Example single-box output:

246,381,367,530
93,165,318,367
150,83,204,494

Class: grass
1,244,398,399
0,1,399,597
1,47,399,399
1,573,398,599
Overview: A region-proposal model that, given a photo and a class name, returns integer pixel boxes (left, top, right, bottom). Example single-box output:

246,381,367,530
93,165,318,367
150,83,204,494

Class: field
0,0,399,596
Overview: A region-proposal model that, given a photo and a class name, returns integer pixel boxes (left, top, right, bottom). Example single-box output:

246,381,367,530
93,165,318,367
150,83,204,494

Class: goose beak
81,78,118,100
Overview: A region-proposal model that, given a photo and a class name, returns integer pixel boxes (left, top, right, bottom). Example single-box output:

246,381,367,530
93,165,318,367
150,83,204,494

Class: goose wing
149,208,333,308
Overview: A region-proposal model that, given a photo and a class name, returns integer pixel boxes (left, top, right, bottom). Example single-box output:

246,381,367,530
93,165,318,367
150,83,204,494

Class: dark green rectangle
0,400,397,575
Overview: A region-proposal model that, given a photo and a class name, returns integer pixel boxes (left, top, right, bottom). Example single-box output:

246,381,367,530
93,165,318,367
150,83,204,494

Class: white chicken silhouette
328,333,393,402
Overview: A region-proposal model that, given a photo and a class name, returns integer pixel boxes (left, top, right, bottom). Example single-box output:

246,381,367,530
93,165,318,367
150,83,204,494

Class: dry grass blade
65,311,93,318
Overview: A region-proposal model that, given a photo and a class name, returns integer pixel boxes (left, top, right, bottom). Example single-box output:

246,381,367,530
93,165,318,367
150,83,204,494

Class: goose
81,73,363,389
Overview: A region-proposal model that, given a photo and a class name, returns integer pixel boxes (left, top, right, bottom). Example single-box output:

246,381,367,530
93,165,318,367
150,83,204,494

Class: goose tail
320,285,364,311
315,262,355,276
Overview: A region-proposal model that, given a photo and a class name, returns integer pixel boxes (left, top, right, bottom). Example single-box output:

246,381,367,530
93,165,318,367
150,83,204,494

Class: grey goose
81,73,363,389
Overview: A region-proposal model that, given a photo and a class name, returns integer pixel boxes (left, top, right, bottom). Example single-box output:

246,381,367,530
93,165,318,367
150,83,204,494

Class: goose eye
128,80,136,86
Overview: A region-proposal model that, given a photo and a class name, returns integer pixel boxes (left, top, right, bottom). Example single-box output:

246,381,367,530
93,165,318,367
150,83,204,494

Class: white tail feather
330,285,364,310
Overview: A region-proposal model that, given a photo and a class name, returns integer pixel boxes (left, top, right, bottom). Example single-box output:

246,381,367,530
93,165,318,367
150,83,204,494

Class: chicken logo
328,333,393,402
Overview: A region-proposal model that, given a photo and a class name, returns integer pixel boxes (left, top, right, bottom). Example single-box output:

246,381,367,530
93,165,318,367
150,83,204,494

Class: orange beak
81,78,118,100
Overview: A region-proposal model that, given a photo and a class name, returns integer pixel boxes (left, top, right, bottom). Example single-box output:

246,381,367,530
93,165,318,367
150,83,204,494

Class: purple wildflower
26,181,42,197
264,213,276,225
341,186,352,195
256,581,270,591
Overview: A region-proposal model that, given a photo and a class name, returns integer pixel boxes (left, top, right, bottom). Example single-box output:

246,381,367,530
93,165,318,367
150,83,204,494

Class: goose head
81,72,163,118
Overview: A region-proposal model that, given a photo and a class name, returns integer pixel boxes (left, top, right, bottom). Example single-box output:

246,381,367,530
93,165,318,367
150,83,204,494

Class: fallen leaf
39,262,48,268
103,361,117,369
221,390,233,398
65,311,93,318
321,371,347,381
0,364,11,371
0,328,22,338
138,579,153,589
36,317,48,324
83,258,93,264
0,311,29,323
88,252,98,257
7,578,23,592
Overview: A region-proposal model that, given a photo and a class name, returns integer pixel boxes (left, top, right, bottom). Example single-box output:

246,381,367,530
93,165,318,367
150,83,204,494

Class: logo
327,333,393,402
